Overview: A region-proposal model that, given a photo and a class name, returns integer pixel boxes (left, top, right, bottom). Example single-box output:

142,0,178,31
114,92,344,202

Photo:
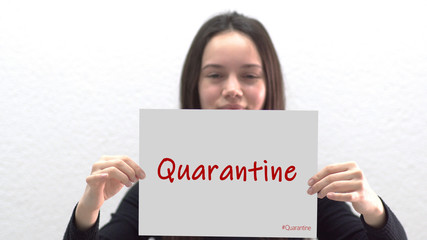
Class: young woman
64,12,407,240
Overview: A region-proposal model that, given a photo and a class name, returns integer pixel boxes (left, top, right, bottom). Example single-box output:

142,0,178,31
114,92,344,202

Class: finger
83,173,109,210
94,159,138,182
119,156,146,180
85,173,109,196
307,170,359,195
308,161,358,186
317,180,363,199
326,192,360,202
99,155,124,160
101,167,133,187
139,169,146,180
86,173,109,187
101,155,145,180
91,156,121,172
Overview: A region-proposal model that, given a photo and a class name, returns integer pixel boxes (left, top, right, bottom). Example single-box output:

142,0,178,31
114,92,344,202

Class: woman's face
198,31,266,110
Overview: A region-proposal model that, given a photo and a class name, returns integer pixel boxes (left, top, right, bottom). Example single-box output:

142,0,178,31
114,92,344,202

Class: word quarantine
157,158,297,183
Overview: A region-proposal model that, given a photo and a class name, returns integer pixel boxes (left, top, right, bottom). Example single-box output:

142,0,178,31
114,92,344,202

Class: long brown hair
180,12,285,110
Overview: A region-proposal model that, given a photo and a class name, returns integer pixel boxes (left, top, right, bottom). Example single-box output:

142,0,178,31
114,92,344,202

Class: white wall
1,1,426,239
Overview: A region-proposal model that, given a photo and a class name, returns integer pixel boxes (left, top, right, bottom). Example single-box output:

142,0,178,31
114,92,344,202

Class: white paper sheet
139,109,317,238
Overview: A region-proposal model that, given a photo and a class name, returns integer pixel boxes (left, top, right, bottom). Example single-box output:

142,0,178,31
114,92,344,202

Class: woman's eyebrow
241,64,262,69
202,64,262,70
201,64,224,70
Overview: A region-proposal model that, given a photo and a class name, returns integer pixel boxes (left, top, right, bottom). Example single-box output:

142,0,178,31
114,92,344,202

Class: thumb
80,173,109,213
86,173,109,193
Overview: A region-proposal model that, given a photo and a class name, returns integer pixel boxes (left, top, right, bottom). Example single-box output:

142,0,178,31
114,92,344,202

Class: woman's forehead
201,31,262,68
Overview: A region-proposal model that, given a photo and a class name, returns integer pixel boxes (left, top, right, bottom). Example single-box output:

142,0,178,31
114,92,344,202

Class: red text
157,158,297,183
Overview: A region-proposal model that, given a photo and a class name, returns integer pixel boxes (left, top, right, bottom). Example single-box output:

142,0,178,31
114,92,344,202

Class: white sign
139,109,317,238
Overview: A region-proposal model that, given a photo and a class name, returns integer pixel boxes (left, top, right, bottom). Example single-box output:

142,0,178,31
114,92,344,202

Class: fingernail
307,187,313,195
139,170,146,179
308,178,314,186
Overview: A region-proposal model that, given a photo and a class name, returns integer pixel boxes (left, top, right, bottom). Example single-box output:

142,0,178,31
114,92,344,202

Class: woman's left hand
307,161,386,228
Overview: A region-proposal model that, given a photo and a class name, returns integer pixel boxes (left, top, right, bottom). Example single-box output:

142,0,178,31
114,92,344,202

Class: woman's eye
242,74,260,83
245,74,258,79
207,73,221,79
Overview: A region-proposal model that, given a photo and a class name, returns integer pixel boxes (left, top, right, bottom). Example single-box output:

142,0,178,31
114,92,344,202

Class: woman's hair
173,12,287,240
180,11,285,110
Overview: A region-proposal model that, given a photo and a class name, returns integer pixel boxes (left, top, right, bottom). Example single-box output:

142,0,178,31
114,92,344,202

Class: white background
0,1,426,239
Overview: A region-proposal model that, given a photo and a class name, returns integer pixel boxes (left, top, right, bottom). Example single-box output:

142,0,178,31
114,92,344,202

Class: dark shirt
64,183,407,240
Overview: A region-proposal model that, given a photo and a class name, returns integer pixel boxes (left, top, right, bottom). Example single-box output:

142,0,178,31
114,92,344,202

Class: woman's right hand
75,155,146,230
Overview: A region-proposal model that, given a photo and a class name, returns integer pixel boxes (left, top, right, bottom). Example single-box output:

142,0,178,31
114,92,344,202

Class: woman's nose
221,75,243,99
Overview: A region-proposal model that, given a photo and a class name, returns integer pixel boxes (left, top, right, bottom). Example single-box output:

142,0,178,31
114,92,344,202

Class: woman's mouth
218,104,245,109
